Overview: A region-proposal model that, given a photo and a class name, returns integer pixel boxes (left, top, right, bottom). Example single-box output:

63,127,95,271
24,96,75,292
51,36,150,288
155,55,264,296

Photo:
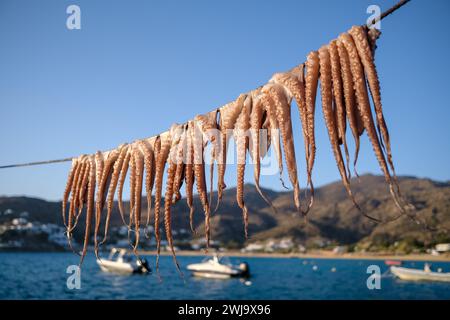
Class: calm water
0,252,449,300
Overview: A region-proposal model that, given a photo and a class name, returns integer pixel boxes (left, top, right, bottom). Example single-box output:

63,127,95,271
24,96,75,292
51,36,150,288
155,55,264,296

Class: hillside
1,174,449,252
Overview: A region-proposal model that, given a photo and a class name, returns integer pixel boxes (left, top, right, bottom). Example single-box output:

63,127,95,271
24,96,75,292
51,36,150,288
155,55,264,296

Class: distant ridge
1,174,449,251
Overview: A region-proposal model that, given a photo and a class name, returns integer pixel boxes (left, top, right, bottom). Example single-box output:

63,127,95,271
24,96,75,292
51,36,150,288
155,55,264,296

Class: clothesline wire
0,0,411,170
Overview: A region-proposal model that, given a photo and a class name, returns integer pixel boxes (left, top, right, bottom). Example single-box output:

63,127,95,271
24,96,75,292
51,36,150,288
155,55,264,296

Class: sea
0,252,449,300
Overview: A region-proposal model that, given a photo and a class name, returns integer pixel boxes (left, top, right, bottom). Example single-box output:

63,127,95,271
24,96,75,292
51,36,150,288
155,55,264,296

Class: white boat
186,254,250,279
97,248,150,274
390,264,450,282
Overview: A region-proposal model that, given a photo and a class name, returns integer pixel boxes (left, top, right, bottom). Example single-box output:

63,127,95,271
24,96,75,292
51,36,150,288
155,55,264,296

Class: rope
0,157,74,169
0,0,411,170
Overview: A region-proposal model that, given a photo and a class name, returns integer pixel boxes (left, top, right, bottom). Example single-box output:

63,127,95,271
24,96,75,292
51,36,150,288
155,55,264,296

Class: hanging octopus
61,24,411,272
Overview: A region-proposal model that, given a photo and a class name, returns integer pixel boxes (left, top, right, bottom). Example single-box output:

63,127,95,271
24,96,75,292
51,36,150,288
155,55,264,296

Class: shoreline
138,250,450,262
2,249,449,262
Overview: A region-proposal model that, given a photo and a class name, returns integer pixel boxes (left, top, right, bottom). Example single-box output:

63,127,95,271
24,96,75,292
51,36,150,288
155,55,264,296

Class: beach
140,250,450,262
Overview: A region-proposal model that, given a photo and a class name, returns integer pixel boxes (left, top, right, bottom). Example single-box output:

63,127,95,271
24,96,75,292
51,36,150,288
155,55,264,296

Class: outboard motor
136,258,151,274
239,262,250,278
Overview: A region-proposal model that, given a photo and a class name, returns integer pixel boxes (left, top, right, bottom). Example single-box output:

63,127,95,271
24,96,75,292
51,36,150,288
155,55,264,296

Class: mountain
1,174,449,252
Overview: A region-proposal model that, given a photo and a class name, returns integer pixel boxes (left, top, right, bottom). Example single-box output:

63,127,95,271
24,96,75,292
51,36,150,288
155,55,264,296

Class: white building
12,218,27,226
243,243,265,252
435,243,450,253
333,246,348,254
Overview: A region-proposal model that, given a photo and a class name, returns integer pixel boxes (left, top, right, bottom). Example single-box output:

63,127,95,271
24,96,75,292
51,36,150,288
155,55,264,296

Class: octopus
269,65,313,213
181,125,195,234
171,126,187,205
195,111,220,212
216,94,246,211
62,158,79,229
163,124,184,272
338,32,403,214
349,25,403,200
61,23,411,271
79,155,96,266
117,147,132,226
94,149,120,257
153,131,172,270
65,155,87,251
336,39,365,176
304,51,320,193
138,139,156,237
234,93,253,238
102,144,129,244
132,144,145,252
328,40,351,179
248,88,277,212
191,118,211,248
261,83,302,214
318,45,368,218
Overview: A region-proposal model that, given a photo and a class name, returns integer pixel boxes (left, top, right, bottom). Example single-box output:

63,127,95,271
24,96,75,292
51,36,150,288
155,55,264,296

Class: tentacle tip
271,206,279,215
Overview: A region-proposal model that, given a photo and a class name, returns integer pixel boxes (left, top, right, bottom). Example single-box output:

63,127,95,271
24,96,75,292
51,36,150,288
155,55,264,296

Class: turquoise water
0,252,449,300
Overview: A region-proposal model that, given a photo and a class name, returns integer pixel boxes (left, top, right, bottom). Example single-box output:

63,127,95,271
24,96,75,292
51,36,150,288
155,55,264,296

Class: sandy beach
139,250,450,262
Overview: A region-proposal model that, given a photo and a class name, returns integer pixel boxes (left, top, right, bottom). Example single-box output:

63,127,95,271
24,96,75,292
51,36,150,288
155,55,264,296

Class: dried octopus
62,25,411,270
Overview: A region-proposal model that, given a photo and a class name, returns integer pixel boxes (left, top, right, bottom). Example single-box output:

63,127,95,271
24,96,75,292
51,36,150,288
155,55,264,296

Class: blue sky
0,0,449,201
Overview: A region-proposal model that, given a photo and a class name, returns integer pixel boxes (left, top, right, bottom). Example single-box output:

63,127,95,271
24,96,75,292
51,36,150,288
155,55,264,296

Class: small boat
186,254,250,279
390,263,450,282
385,260,402,266
97,248,151,274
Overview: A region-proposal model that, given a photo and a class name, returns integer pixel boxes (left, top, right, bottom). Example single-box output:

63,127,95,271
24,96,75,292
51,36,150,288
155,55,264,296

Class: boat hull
390,266,450,282
97,259,143,274
187,259,249,279
192,271,235,279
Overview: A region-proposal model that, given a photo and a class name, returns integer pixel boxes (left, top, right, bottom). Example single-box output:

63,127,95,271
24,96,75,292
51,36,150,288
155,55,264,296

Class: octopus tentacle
102,144,129,244
79,155,96,266
138,140,155,237
62,159,78,228
192,119,211,248
92,151,105,259
71,158,90,232
349,26,403,201
260,112,272,158
184,124,196,233
128,150,136,234
172,126,187,204
65,157,87,253
164,139,183,275
67,156,86,240
208,110,220,210
337,39,364,176
270,65,313,212
318,45,378,222
329,40,351,179
339,32,403,215
263,83,302,214
349,26,387,150
259,92,286,189
305,51,320,190
71,159,87,225
94,149,119,257
216,94,246,212
153,132,171,271
117,148,132,226
234,94,253,237
131,145,144,252
67,158,82,229
249,89,277,212
195,111,220,212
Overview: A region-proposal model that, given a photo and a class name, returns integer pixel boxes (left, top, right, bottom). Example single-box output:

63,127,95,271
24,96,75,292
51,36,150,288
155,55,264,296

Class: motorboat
186,254,250,279
390,263,450,282
97,248,151,274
